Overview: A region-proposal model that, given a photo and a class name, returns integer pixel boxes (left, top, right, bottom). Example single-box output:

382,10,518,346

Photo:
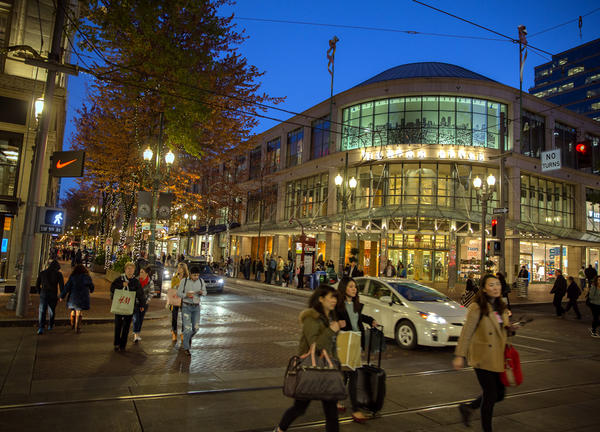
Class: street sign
50,150,85,177
492,207,509,214
36,207,66,234
541,149,561,172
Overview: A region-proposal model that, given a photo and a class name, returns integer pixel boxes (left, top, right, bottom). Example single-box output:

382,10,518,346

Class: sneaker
458,403,472,427
114,346,120,352
47,325,53,331
37,328,44,335
592,331,600,338
184,349,191,356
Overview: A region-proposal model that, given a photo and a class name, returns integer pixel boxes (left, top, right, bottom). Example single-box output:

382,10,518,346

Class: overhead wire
528,7,600,38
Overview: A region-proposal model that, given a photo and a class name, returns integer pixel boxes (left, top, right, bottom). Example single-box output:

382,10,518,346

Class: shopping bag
500,344,523,387
166,288,182,306
460,290,476,306
110,289,136,315
336,331,362,370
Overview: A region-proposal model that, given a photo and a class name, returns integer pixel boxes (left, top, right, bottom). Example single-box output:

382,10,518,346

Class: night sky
60,0,600,198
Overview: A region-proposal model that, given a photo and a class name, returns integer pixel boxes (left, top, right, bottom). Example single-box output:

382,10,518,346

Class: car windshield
388,282,449,302
189,264,213,274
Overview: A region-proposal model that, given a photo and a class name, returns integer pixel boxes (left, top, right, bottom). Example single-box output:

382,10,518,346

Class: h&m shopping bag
336,331,362,370
110,289,136,315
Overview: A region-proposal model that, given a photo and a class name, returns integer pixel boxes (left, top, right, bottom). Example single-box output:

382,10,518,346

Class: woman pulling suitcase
335,277,378,423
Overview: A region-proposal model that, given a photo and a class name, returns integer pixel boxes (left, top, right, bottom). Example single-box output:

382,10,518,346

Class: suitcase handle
367,324,384,368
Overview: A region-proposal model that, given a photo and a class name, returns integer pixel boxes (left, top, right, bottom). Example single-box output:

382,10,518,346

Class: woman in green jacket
274,284,342,432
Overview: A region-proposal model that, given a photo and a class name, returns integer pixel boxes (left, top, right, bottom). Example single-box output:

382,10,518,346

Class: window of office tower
341,96,507,151
285,173,328,219
287,128,303,168
520,174,574,229
521,111,545,158
249,146,262,179
311,116,330,160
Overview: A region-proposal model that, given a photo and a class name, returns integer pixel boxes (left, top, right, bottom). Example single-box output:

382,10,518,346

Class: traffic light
491,218,498,237
576,140,592,169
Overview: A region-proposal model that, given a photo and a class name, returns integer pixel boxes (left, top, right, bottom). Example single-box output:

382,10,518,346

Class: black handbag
283,343,347,401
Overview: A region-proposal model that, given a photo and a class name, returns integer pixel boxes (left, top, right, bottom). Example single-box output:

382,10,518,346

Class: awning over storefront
511,221,600,244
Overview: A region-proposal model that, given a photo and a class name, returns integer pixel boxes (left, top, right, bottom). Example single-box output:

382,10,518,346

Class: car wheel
395,320,417,350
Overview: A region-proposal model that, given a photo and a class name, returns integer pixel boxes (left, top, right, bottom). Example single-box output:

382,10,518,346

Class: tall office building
530,38,600,122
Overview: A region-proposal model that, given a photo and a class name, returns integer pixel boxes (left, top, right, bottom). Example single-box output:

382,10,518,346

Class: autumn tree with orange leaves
71,0,281,256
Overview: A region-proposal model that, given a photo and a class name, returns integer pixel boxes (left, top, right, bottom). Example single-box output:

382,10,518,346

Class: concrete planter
91,263,106,274
105,269,121,283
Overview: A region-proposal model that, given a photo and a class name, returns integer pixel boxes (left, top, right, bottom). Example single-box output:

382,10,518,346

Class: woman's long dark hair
71,264,88,275
474,274,507,316
309,284,337,318
337,277,360,313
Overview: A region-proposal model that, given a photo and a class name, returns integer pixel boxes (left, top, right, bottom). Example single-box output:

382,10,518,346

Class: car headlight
418,311,447,324
164,270,169,277
217,278,224,284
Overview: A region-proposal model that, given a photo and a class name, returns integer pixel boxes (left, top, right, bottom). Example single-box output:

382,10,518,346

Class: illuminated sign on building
360,146,486,162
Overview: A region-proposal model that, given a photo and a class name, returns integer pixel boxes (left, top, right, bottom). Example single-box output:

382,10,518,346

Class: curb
227,278,312,298
0,311,170,327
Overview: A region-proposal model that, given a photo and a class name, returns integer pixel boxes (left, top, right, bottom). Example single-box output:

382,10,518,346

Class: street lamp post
335,152,357,277
142,113,174,264
473,174,496,280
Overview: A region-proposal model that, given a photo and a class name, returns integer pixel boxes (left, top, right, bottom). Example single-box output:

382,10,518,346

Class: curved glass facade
341,96,508,151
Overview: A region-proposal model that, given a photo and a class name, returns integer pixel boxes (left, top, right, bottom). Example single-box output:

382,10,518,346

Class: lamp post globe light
335,159,357,277
473,174,496,279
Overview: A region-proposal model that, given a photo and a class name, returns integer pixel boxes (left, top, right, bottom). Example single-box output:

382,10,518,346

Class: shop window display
520,242,567,282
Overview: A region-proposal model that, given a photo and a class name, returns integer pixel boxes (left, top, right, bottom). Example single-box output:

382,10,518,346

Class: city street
1,280,599,431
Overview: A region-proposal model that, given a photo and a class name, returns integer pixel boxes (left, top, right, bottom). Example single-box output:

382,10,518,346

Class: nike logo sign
56,159,77,169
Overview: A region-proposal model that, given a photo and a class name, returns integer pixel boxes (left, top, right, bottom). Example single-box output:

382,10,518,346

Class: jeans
255,271,262,281
279,398,338,432
276,270,283,284
132,307,147,333
182,303,200,350
171,305,181,332
563,298,581,318
470,368,505,432
38,295,57,329
114,314,133,349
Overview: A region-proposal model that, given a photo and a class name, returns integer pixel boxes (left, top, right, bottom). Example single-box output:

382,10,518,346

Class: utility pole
498,112,507,276
14,0,67,317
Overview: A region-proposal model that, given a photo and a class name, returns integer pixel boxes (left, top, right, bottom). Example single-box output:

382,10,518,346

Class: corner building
231,62,600,295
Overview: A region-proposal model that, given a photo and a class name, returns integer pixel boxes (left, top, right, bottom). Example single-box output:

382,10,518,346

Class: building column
327,231,340,267
567,246,584,279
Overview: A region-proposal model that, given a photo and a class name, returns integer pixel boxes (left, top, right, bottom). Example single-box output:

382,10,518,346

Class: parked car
347,277,467,350
185,258,225,293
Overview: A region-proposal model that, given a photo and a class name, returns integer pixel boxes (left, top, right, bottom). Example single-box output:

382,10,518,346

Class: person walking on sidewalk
276,256,285,285
550,269,567,317
169,262,189,342
453,274,515,432
61,264,94,333
35,259,64,334
588,276,600,338
273,284,342,432
110,262,144,352
177,266,207,356
132,266,153,343
579,266,587,291
335,277,378,424
563,276,582,319
255,258,264,282
585,264,597,290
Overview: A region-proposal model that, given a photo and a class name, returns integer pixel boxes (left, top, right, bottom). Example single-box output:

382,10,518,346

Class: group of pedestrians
550,266,600,337
36,259,95,335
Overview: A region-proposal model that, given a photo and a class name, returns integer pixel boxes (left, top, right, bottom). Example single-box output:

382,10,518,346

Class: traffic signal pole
498,112,507,276
13,0,67,317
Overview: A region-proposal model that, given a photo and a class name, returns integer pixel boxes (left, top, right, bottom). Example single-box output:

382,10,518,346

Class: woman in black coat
550,269,567,317
335,277,378,423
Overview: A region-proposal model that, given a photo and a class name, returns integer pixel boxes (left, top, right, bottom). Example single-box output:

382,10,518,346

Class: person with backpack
335,277,378,424
169,262,189,342
110,262,144,351
273,285,342,432
268,256,277,284
176,266,207,356
550,269,567,317
453,274,515,432
61,264,94,333
35,259,64,334
132,266,153,343
563,276,582,320
588,276,600,338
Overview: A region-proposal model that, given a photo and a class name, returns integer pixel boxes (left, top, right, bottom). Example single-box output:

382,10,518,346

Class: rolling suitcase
353,326,386,414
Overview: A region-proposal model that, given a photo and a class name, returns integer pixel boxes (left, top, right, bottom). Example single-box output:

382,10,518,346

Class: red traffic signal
576,140,592,169
491,218,498,237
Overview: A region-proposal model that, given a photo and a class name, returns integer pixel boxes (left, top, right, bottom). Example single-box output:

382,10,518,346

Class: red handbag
500,344,523,386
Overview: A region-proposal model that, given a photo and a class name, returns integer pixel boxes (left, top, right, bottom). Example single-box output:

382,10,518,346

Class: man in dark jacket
35,259,64,334
135,251,148,277
585,264,597,289
550,269,567,317
110,262,144,351
563,276,582,319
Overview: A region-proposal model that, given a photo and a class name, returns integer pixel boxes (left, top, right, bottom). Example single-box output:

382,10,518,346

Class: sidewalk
0,261,169,326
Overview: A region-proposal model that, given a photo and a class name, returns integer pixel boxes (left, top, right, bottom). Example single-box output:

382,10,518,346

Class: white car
352,277,467,350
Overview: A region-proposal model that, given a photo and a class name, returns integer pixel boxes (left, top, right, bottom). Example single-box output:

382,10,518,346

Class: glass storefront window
586,188,600,232
0,132,22,197
520,241,567,282
341,95,508,150
386,233,448,282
